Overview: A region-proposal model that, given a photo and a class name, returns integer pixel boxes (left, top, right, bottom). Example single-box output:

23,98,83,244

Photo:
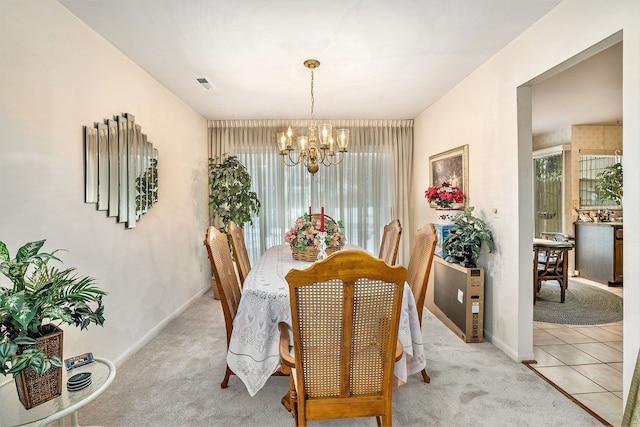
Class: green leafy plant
444,207,496,268
208,154,261,232
0,239,106,377
595,162,623,206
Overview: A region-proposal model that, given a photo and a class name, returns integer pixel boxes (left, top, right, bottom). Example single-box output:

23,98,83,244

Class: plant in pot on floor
208,154,261,233
0,239,106,409
444,207,496,268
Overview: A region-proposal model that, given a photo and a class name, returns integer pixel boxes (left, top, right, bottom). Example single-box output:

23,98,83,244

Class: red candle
320,207,325,232
309,206,312,215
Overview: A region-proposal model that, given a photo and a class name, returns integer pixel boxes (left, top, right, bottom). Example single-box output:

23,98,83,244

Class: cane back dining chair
204,226,241,388
405,223,437,383
379,219,402,265
279,250,406,427
227,221,251,287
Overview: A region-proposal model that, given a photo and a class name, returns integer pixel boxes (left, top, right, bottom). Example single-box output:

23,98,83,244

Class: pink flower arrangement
425,182,465,208
285,213,346,251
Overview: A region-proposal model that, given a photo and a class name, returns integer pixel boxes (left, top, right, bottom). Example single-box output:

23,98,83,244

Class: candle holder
317,231,328,260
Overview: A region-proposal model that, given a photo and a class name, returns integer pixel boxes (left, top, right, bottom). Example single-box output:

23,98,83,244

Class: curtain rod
208,119,413,129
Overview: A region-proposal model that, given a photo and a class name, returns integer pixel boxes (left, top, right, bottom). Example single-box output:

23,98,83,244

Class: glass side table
0,357,115,427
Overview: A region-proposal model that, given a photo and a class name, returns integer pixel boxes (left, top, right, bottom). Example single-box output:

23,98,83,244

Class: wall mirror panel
84,112,159,229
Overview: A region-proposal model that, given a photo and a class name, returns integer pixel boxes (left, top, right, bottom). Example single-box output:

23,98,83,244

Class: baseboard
112,285,211,367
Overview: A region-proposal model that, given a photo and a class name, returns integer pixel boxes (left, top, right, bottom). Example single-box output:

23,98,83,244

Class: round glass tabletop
0,357,115,427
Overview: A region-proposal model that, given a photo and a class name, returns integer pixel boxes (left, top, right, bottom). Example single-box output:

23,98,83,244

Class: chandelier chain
310,68,315,123
276,59,349,174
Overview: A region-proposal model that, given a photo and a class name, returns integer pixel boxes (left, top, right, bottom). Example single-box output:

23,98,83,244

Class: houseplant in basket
425,182,465,224
0,239,106,409
443,207,495,268
285,213,346,261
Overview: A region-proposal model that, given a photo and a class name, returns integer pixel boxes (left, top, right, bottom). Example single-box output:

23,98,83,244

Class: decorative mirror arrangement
84,113,158,228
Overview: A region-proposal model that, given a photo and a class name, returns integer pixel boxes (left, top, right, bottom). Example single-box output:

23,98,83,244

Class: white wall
0,1,210,366
413,0,639,402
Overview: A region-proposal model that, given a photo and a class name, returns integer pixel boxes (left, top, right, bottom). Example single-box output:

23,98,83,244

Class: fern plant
0,239,106,377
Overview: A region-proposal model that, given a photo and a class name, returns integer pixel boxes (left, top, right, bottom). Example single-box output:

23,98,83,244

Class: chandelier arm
320,151,346,166
281,150,303,166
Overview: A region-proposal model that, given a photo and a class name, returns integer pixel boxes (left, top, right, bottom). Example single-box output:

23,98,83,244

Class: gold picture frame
429,144,469,207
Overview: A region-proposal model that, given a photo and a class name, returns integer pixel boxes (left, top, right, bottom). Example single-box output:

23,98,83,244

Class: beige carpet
76,289,604,426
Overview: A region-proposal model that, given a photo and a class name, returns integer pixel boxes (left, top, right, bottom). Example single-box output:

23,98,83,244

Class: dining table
226,244,427,397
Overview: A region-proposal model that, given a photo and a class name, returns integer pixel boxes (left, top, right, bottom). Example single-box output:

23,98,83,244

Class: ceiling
58,0,621,135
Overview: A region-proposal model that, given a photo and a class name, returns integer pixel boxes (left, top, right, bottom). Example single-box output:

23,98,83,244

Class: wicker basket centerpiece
285,212,346,261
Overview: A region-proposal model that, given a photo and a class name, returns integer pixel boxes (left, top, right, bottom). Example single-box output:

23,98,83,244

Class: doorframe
516,31,623,361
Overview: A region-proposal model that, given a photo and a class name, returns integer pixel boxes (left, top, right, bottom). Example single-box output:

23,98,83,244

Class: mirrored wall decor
84,112,159,229
107,119,119,217
97,123,109,211
84,126,98,203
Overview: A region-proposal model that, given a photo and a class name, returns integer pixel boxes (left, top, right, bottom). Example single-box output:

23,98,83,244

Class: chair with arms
227,221,251,287
539,231,575,291
379,219,402,265
405,223,437,383
204,226,242,388
279,250,406,427
540,231,575,243
533,237,574,303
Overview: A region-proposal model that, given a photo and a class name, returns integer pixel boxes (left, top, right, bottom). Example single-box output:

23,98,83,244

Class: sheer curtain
208,119,413,265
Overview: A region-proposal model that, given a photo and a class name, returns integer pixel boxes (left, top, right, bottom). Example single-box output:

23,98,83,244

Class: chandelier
277,59,349,174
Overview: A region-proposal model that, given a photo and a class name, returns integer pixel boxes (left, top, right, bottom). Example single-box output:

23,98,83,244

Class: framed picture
429,144,469,206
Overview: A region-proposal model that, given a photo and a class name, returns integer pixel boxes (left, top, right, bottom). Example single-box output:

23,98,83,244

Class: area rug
534,280,623,325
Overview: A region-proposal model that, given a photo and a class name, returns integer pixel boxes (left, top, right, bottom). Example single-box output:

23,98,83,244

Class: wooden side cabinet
574,222,623,286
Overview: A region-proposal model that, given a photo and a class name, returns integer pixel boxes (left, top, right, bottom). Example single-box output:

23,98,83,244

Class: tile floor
530,277,623,426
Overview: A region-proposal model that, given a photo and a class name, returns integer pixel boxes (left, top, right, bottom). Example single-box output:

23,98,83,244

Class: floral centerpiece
285,213,346,261
425,182,465,208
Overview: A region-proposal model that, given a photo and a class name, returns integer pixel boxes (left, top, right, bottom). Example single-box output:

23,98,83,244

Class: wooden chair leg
220,365,233,388
289,380,299,426
421,367,431,383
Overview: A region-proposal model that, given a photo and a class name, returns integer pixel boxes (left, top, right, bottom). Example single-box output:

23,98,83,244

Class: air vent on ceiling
196,78,212,90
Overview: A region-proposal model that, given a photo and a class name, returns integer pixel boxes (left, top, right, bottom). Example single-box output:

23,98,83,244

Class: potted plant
444,207,495,268
0,239,106,409
208,154,261,232
595,162,623,206
425,182,465,224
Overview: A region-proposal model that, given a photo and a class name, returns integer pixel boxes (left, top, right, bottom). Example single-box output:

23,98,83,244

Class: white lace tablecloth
226,244,426,396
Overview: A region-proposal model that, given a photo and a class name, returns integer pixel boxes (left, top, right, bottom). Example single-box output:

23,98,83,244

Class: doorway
519,34,624,425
